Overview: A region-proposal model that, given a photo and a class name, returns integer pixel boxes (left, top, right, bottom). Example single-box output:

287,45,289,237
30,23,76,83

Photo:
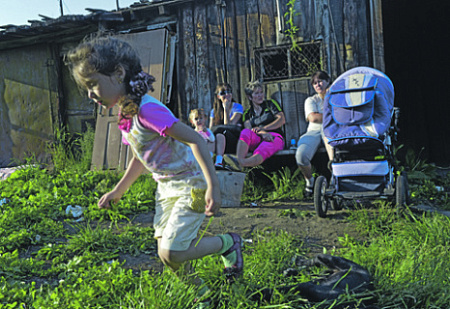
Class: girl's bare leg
158,236,223,272
216,134,226,156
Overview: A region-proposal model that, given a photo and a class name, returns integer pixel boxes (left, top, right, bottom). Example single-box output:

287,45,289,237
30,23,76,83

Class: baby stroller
314,67,409,217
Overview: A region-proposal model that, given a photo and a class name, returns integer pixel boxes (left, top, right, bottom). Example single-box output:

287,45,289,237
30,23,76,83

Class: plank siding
179,4,196,121
207,4,226,84
245,0,262,82
260,0,277,47
297,0,315,42
194,5,211,112
233,0,250,104
0,0,416,168
173,0,383,152
368,0,385,71
224,0,242,98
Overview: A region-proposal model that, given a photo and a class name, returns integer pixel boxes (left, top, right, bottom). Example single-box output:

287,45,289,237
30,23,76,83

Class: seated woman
295,70,333,194
224,80,285,170
209,83,244,169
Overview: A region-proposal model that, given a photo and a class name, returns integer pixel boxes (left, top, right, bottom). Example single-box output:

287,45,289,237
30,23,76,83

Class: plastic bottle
290,138,297,150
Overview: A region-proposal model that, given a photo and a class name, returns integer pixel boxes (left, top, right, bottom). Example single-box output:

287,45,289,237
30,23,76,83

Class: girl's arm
222,98,233,125
98,156,146,209
165,121,221,216
229,113,242,125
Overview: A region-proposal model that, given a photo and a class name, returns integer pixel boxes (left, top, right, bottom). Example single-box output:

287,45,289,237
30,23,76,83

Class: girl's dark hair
212,83,235,126
65,34,155,122
310,70,331,85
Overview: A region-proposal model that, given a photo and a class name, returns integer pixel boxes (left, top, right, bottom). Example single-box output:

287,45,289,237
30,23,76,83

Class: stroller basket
332,160,389,192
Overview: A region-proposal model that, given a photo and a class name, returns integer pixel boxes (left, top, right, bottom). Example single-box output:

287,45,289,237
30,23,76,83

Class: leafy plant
403,147,437,180
263,166,304,200
283,0,321,75
46,125,95,174
284,0,301,50
73,124,95,173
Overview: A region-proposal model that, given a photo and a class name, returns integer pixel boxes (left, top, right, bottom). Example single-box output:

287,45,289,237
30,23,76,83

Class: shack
1,0,446,169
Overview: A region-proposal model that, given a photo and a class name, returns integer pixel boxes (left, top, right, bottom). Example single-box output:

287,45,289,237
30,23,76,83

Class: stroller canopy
323,67,394,148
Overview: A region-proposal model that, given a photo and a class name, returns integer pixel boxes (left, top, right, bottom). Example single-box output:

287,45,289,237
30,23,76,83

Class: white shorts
153,176,207,251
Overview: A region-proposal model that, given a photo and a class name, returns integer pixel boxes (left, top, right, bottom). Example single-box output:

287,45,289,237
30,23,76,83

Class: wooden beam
369,0,385,71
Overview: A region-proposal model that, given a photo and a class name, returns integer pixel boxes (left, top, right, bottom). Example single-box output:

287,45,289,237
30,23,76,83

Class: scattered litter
435,186,445,192
0,198,8,206
35,235,41,242
65,205,84,221
250,202,258,207
243,238,253,244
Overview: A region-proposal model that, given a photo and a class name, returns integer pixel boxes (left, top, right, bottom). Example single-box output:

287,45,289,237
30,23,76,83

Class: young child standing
65,35,243,297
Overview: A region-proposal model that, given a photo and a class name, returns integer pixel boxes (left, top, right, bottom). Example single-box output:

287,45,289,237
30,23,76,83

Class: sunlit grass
1,133,449,308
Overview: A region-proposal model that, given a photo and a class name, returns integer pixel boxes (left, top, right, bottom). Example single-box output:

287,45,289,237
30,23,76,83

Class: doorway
382,0,450,165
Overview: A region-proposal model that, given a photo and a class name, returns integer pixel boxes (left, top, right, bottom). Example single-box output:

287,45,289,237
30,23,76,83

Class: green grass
1,164,449,308
1,134,449,308
339,204,450,308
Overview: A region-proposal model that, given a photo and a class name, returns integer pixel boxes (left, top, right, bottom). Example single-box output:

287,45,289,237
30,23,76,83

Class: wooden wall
176,0,380,147
0,0,384,167
0,44,60,166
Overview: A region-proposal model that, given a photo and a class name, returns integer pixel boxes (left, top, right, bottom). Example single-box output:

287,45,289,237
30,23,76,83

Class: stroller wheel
314,176,329,218
395,172,409,209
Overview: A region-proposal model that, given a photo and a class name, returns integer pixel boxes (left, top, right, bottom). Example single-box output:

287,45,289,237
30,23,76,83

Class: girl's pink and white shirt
197,128,215,144
120,95,201,182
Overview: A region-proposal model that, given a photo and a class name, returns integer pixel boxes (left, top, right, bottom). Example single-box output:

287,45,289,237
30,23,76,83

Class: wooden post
369,0,385,71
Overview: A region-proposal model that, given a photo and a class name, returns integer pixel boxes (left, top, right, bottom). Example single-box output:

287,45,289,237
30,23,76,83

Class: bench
274,146,326,157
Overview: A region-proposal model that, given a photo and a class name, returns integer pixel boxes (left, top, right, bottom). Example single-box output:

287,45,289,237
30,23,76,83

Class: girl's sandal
222,232,244,282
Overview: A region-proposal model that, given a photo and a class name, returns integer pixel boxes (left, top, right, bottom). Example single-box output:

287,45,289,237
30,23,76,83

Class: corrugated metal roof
0,0,193,50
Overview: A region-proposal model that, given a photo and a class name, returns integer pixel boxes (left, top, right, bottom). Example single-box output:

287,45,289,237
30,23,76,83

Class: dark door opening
382,0,450,166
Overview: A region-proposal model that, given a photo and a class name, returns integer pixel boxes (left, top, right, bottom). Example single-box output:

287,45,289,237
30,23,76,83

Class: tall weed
46,126,95,174
263,166,304,200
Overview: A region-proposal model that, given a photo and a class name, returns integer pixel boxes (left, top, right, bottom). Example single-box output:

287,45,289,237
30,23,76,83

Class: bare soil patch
123,200,362,273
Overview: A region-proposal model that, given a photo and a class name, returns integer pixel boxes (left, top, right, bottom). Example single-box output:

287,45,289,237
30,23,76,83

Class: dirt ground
122,199,361,273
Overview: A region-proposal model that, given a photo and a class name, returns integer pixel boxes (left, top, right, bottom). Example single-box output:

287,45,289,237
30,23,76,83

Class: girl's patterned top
120,95,201,182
